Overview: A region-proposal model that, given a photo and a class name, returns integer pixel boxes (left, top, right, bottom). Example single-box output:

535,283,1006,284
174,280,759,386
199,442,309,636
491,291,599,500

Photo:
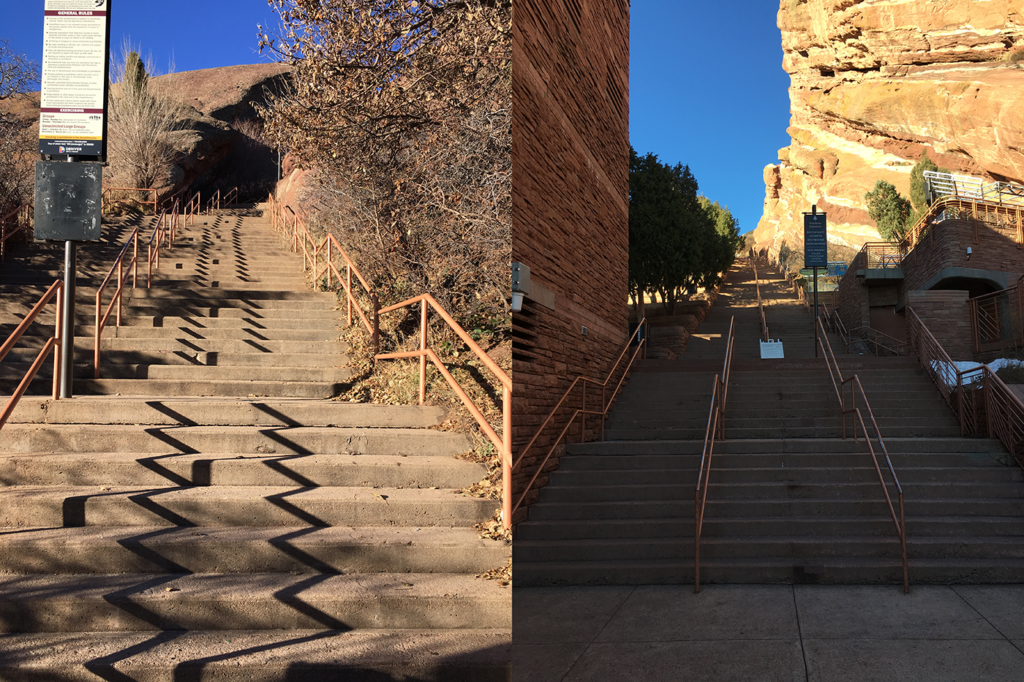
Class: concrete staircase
0,206,511,678
515,263,1024,588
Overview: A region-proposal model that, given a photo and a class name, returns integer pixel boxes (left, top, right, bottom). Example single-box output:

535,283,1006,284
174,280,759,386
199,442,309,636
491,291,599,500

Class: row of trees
629,148,742,314
865,150,946,243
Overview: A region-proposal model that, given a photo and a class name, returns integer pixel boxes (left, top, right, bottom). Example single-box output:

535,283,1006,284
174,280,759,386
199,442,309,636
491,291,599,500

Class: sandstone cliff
755,0,1024,261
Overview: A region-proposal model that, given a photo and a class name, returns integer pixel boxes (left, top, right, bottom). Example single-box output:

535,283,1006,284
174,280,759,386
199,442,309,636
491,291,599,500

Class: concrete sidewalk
514,584,1024,681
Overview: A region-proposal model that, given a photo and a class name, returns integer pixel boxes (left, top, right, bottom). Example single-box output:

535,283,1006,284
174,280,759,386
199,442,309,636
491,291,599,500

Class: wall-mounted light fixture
966,246,972,261
512,262,531,313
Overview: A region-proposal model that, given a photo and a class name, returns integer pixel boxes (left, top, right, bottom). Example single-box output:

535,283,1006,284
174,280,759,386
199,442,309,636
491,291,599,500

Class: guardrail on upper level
0,281,63,431
0,203,33,263
511,319,648,525
267,195,514,528
861,242,904,269
694,315,735,592
101,187,158,215
908,307,1024,465
817,315,908,593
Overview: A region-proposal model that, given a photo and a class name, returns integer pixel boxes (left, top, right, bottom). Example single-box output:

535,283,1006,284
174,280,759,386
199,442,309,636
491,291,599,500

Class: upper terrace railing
924,170,1024,208
268,196,514,529
101,187,158,214
909,307,1024,465
694,316,735,592
511,319,648,523
0,203,33,263
901,195,1024,251
861,242,904,269
817,315,908,593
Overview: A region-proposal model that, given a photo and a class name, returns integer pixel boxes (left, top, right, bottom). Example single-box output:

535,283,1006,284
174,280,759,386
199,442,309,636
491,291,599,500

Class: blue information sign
804,213,827,269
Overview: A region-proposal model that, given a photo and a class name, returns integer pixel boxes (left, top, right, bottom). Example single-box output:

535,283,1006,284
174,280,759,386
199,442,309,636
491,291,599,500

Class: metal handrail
752,256,769,342
908,307,1024,464
816,316,908,592
511,319,649,520
93,204,178,377
845,326,909,356
0,203,33,262
184,191,201,227
267,195,380,350
376,293,512,525
267,194,513,528
0,281,63,430
223,187,239,207
969,276,1024,354
101,187,158,214
206,189,221,213
694,316,735,592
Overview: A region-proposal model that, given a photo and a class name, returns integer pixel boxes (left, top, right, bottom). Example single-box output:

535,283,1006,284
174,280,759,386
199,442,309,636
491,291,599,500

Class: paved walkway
514,584,1024,681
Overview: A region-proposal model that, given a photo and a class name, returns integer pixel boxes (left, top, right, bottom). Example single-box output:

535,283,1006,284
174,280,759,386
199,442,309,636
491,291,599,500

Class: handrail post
116,261,123,327
601,384,606,441
94,290,101,379
53,285,63,400
694,488,701,593
419,297,427,405
347,264,353,326
581,384,587,443
899,493,908,593
372,293,380,357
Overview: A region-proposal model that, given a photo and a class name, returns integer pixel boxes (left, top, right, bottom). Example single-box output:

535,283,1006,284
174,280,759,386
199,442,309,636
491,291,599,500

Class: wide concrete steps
0,629,512,681
0,526,506,574
0,208,510,677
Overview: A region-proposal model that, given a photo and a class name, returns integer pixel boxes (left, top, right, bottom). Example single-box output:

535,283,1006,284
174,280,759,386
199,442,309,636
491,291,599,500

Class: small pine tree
865,180,912,242
909,150,939,213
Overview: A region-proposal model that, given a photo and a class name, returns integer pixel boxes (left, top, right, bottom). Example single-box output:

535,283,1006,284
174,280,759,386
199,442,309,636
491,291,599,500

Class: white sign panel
39,0,110,157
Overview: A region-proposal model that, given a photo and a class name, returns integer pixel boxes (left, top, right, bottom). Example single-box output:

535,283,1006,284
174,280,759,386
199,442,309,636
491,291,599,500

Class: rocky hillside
754,0,1024,260
4,63,290,201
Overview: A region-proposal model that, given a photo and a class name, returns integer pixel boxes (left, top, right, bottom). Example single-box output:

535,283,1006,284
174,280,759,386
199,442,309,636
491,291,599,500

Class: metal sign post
803,206,827,358
35,0,111,399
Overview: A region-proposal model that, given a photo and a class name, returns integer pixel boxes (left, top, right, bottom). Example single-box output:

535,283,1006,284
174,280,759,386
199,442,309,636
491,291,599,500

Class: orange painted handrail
376,294,512,526
817,316,908,592
751,254,769,342
93,202,179,377
267,194,513,528
694,316,735,592
223,187,239,207
510,319,648,521
0,203,33,263
0,280,63,431
267,195,380,348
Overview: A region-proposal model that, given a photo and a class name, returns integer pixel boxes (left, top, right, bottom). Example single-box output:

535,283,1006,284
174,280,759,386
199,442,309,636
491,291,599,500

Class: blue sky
2,1,278,77
3,1,788,234
630,1,792,235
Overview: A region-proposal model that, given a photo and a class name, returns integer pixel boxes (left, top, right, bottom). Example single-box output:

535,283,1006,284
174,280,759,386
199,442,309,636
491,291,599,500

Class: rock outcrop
755,0,1024,260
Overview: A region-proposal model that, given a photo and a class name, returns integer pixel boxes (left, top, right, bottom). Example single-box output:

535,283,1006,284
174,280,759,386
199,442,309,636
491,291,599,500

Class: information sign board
38,0,111,158
34,161,103,241
803,212,827,269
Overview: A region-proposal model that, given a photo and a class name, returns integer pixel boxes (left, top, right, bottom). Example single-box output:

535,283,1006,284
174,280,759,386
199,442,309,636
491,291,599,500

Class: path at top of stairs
0,205,510,679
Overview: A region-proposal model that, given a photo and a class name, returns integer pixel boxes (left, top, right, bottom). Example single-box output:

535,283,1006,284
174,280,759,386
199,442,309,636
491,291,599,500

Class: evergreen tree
865,180,912,242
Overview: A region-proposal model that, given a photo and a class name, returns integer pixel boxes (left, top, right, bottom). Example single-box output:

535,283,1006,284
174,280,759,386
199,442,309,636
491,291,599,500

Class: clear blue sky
2,1,278,77
630,1,792,235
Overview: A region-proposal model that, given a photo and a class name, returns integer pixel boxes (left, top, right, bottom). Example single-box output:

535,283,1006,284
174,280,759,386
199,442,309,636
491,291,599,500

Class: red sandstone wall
906,290,972,360
511,0,630,522
903,219,1024,292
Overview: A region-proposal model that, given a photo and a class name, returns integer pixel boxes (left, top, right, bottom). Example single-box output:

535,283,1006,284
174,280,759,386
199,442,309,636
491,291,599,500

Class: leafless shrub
106,41,186,190
0,39,38,216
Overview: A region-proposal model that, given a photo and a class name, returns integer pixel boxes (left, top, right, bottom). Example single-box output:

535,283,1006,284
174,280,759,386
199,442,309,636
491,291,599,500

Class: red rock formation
756,0,1024,260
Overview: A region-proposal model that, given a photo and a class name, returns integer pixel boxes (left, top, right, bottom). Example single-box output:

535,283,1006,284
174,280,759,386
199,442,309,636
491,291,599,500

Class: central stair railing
751,255,769,342
694,316,735,592
93,202,179,377
817,316,908,592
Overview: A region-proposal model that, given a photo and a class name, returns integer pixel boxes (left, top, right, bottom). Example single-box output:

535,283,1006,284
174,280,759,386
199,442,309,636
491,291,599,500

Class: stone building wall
906,290,973,361
511,0,630,523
